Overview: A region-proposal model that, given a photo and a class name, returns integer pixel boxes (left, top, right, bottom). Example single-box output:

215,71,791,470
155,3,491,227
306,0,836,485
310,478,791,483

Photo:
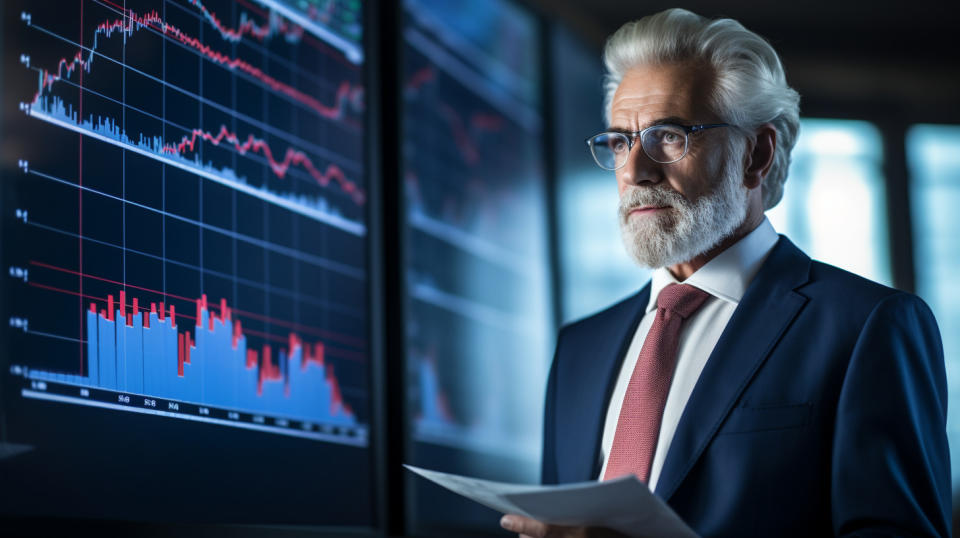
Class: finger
500,514,549,537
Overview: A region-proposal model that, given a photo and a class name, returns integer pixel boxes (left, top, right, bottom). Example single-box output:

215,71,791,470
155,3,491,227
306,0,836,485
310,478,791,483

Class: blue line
27,20,358,127
28,107,366,235
252,0,363,63
25,22,362,168
40,70,362,186
156,0,355,78
21,389,368,446
27,329,85,344
89,0,349,105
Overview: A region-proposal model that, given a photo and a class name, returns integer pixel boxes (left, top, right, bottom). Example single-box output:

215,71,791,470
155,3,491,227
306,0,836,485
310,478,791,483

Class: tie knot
656,283,710,319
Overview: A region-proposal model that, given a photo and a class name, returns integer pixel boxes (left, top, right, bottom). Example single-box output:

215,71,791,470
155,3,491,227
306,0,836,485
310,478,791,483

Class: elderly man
501,8,950,538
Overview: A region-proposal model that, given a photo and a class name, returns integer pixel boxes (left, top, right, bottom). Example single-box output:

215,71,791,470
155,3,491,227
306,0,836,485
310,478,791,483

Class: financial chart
402,0,553,532
0,0,372,524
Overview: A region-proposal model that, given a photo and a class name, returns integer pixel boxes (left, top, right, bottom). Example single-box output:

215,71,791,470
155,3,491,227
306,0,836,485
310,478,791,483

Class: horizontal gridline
24,219,366,321
22,389,369,445
249,0,363,63
37,72,363,205
404,27,541,133
27,108,366,233
27,168,365,279
32,60,362,176
70,1,360,123
154,0,360,80
29,260,368,348
24,280,368,363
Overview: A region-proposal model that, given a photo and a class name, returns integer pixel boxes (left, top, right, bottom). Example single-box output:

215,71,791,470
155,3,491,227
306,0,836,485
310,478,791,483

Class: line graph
21,0,366,231
402,0,552,472
189,0,307,44
0,0,373,524
254,0,363,63
4,0,370,443
28,5,361,120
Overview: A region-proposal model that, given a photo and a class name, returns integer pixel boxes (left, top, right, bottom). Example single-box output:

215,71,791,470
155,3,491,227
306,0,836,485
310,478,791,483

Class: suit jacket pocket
719,402,811,434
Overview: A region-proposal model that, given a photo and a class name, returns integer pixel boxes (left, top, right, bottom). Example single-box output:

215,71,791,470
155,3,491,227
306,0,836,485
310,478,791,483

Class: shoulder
801,259,935,325
795,261,940,354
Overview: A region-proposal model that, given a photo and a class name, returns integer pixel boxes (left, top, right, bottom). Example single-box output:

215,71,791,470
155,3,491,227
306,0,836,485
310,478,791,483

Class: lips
629,206,670,216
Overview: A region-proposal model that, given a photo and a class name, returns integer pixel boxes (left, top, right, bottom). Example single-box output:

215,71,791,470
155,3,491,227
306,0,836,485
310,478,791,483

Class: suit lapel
654,237,811,501
557,285,650,482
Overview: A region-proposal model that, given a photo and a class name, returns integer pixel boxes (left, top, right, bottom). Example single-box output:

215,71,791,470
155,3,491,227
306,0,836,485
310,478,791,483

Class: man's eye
662,132,682,144
612,140,628,153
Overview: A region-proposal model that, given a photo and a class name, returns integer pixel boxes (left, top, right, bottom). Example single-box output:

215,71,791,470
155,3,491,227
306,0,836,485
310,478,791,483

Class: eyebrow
608,116,692,133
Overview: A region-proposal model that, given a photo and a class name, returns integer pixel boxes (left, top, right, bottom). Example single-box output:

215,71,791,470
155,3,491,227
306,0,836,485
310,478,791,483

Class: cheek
615,172,630,195
668,154,723,198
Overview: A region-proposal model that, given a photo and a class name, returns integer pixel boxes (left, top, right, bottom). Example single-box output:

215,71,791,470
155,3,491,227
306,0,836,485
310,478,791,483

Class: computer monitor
400,0,554,533
0,0,374,528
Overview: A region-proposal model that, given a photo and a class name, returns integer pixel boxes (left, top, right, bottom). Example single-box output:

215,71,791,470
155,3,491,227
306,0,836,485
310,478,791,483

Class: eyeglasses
585,123,730,171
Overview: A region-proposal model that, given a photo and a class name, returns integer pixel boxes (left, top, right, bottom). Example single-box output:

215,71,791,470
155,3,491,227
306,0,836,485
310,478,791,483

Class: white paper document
404,464,698,538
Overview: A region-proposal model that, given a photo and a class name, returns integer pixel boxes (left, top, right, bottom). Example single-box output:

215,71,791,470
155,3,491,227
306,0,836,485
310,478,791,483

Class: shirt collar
645,217,779,313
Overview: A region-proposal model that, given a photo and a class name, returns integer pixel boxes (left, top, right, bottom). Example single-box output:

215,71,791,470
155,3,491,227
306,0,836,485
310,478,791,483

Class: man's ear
744,123,777,190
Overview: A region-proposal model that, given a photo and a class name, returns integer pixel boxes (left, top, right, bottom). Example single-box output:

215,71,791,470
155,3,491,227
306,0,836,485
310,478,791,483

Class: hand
500,514,629,538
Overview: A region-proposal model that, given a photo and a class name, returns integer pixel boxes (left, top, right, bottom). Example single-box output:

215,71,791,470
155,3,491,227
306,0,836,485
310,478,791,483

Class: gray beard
618,154,749,269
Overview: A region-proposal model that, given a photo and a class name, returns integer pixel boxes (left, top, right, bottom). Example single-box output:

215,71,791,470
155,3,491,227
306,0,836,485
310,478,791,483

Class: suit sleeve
541,328,562,486
832,292,951,537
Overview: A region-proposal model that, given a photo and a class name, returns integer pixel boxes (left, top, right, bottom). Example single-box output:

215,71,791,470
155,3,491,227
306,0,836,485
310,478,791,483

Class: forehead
609,62,715,129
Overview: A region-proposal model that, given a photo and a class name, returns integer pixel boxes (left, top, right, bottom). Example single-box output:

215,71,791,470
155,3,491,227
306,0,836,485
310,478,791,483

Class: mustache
618,186,688,220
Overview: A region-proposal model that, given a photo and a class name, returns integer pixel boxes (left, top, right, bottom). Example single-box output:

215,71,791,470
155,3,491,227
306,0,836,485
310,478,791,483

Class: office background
0,0,957,536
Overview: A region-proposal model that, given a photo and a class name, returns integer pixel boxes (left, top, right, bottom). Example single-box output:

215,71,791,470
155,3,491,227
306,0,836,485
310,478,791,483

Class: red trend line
32,7,361,122
90,288,354,416
165,124,364,205
406,66,436,94
182,0,305,44
406,65,505,166
233,0,358,69
438,104,504,166
31,8,366,204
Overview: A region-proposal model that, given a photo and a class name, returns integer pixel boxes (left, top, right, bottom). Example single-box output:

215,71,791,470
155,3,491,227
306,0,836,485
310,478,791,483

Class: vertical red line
119,290,126,324
131,297,138,327
169,304,175,327
232,319,242,349
177,333,184,376
107,294,114,322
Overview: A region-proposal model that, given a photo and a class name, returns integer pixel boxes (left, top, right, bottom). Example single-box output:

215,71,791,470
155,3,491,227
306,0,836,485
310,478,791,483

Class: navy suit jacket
542,237,951,537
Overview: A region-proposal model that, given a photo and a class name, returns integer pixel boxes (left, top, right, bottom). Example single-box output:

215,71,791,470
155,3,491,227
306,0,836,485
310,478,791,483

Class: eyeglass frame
585,123,730,170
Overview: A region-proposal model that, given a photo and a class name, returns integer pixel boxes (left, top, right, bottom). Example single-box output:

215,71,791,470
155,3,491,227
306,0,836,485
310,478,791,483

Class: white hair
603,8,800,209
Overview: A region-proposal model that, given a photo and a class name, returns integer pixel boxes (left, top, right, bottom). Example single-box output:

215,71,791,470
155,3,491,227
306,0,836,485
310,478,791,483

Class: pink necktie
603,283,711,483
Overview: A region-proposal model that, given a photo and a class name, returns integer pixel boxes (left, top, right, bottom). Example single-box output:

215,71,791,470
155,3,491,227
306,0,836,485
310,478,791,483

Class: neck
666,212,765,281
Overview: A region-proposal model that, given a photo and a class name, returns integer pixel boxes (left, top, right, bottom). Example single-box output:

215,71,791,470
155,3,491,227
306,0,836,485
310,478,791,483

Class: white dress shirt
598,218,780,491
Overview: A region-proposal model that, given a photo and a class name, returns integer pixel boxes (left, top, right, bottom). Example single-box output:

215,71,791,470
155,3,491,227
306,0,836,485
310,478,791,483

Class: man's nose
618,140,664,187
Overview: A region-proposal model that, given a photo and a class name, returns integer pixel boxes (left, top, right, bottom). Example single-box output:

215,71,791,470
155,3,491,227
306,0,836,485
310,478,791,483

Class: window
907,124,960,487
767,119,892,286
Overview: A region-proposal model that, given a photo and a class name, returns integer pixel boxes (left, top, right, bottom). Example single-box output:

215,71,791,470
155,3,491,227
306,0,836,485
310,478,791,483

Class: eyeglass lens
590,125,689,170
